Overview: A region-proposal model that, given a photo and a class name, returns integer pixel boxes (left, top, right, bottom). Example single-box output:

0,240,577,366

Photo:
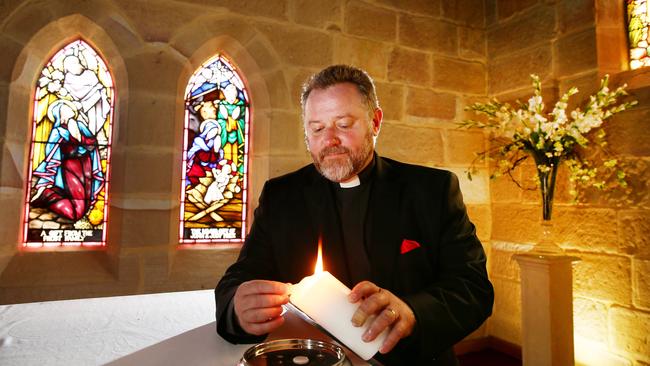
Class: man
215,65,493,365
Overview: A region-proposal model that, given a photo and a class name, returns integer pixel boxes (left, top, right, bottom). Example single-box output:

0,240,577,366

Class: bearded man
215,65,493,365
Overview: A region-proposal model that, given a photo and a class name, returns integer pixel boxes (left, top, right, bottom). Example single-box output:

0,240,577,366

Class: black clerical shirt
331,157,376,285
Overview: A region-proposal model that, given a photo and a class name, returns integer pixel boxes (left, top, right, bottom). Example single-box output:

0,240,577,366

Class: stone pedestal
513,253,580,366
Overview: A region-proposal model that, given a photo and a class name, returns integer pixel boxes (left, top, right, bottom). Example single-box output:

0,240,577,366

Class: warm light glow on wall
574,334,628,366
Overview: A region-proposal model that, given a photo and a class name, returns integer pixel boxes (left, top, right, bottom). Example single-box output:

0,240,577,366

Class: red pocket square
400,239,421,254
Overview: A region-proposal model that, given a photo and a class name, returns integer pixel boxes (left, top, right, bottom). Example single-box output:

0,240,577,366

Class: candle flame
314,239,323,274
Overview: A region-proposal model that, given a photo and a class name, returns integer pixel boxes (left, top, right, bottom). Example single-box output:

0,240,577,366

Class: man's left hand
348,281,416,354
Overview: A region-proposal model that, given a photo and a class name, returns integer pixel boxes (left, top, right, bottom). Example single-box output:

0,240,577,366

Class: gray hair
300,65,380,116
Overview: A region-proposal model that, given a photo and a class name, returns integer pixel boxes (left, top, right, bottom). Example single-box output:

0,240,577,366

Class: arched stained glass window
628,0,650,69
180,55,250,243
23,39,115,248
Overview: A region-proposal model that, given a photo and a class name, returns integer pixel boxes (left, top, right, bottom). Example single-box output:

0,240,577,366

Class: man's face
303,82,382,183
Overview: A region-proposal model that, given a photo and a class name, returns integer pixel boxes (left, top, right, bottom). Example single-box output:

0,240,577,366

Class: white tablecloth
0,290,370,366
0,290,223,365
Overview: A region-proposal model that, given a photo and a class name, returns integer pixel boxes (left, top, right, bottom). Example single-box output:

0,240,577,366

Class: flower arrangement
461,75,636,219
460,75,636,253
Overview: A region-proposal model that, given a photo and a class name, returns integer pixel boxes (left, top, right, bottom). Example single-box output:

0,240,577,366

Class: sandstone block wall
486,0,650,364
0,1,647,362
0,0,489,333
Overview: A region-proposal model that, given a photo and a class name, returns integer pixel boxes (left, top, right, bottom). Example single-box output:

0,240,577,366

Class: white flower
540,120,556,136
528,95,543,111
552,108,567,125
460,73,636,197
532,112,547,125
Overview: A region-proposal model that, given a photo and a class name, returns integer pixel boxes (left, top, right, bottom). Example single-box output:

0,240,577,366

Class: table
0,290,373,365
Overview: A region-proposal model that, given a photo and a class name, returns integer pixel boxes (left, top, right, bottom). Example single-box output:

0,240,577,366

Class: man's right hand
233,280,290,336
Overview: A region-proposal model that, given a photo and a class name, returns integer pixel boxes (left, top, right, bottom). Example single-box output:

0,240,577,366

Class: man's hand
233,280,289,336
348,281,416,354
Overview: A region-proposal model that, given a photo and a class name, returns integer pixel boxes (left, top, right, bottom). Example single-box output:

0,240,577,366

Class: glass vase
533,161,563,254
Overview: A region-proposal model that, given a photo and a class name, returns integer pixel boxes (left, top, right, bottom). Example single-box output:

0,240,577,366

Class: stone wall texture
0,0,647,363
487,0,650,365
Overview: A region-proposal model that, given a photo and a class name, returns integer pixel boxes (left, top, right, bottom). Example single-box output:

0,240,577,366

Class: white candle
289,270,388,360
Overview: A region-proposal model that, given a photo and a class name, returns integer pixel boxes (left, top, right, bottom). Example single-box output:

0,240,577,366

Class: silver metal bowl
238,338,347,366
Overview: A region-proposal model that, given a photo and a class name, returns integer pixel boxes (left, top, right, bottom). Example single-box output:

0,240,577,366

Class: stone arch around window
0,14,128,273
171,26,280,248
0,8,288,303
595,0,630,75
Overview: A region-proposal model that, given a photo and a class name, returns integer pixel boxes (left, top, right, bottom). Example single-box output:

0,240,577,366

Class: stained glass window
23,40,115,248
628,0,650,69
180,55,250,243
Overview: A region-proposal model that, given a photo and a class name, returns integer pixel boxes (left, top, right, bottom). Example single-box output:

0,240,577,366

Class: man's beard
311,132,374,182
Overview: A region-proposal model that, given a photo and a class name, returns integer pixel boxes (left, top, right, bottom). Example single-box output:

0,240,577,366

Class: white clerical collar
339,175,361,188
